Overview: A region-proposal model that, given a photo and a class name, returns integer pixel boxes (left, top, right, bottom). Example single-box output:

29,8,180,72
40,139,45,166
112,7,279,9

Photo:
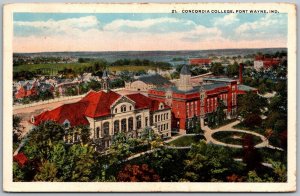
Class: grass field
212,131,262,146
169,135,205,147
13,63,158,74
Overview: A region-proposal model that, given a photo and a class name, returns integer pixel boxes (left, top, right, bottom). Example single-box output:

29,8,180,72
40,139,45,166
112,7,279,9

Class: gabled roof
33,90,168,127
33,101,89,127
80,90,121,118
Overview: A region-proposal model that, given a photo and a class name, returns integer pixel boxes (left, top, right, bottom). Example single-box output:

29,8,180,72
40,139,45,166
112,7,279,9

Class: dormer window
121,105,127,112
129,106,132,111
63,119,70,128
159,103,164,109
115,108,118,113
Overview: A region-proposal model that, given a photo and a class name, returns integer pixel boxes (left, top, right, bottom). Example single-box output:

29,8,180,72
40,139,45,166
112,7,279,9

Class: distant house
189,58,211,67
15,80,39,99
125,74,172,92
254,55,281,71
13,152,28,167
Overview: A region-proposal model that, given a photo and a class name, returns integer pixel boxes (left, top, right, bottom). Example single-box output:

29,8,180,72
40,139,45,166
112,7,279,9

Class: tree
117,164,160,182
216,99,226,126
243,114,262,128
237,92,267,118
23,121,65,161
242,135,262,171
181,141,242,182
34,161,59,182
226,62,239,77
13,115,23,143
210,63,224,76
107,133,131,166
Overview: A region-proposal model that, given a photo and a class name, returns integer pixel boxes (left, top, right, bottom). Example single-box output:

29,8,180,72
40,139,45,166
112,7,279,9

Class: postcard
3,3,296,192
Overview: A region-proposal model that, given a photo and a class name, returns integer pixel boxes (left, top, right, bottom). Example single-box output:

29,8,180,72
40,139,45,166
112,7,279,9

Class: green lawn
212,131,262,146
169,135,205,147
13,63,158,74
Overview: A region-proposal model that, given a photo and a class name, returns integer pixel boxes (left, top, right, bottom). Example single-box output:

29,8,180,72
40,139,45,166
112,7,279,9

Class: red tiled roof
127,93,169,111
33,91,168,127
81,91,121,118
34,101,89,127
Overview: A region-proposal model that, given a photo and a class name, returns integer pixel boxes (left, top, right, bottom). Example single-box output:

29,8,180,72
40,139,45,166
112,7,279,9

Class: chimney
239,63,243,84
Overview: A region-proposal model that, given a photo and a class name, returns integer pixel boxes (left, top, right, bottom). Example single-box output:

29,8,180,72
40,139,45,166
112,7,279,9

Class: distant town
13,48,288,182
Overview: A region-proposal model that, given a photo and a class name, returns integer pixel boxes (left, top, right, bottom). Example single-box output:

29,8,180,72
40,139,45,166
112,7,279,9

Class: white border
3,3,297,192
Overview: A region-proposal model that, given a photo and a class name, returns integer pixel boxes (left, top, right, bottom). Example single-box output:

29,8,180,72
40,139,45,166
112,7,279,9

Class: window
166,123,168,130
103,122,109,136
96,127,100,138
158,115,161,122
63,119,70,128
128,117,133,131
121,105,127,112
129,106,132,111
121,119,127,132
160,103,164,109
114,120,119,134
145,117,148,126
115,108,117,113
155,115,157,122
166,113,169,119
136,116,142,129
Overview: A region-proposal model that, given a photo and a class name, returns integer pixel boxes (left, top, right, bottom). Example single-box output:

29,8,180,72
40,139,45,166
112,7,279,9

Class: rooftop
203,77,236,83
238,84,257,91
137,74,172,86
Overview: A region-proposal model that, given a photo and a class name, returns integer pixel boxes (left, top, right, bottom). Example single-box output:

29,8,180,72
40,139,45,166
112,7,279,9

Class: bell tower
177,64,193,91
102,69,110,92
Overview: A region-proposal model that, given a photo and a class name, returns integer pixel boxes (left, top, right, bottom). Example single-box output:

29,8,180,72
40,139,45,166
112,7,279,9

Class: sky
13,13,288,53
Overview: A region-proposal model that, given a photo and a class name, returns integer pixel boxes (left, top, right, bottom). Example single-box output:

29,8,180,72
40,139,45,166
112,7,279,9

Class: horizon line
14,47,288,54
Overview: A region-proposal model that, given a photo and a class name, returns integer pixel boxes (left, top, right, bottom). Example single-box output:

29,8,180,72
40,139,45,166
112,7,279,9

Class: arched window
136,115,142,129
121,105,127,112
103,122,110,136
128,117,133,131
121,119,127,132
129,106,132,111
115,108,118,113
114,120,119,135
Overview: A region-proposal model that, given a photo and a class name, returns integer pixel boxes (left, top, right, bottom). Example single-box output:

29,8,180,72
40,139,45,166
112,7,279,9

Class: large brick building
148,64,237,134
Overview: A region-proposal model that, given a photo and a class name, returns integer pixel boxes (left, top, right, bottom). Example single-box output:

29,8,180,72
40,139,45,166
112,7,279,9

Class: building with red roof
31,89,171,150
13,152,28,167
189,58,211,66
254,55,281,71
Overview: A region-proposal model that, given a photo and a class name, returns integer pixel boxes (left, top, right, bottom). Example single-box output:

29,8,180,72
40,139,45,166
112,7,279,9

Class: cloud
213,14,240,26
14,16,100,36
235,14,287,40
13,14,287,52
103,17,197,33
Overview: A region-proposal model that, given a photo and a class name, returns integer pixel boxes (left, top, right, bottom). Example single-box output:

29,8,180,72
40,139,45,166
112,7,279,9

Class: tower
102,69,110,91
177,64,193,91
